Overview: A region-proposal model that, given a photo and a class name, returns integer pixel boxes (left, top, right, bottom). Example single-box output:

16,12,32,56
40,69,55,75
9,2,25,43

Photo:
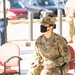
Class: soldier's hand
31,62,39,68
44,64,53,69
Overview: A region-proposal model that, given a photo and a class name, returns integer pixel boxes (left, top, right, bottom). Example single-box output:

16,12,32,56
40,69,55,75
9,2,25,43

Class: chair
0,43,22,75
61,45,75,75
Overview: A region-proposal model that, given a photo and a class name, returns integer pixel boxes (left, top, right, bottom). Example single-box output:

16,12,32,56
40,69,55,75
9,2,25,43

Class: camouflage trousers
27,63,69,75
66,17,74,37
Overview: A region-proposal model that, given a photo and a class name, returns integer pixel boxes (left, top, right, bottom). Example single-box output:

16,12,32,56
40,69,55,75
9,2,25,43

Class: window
10,1,24,8
38,0,55,6
29,0,37,5
53,0,67,6
23,0,30,5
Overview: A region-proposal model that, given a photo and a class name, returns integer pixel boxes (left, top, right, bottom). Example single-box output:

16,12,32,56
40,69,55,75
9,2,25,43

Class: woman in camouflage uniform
27,16,71,75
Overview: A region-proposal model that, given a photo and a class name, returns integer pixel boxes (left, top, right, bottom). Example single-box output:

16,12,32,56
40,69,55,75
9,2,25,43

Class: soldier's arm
34,44,43,64
53,40,71,67
30,40,43,68
64,4,68,16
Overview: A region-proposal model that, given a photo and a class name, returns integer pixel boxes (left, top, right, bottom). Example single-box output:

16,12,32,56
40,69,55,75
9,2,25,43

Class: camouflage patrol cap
41,16,56,25
41,16,56,29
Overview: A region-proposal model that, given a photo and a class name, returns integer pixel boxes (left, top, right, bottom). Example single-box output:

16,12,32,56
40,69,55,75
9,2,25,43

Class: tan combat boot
68,36,73,43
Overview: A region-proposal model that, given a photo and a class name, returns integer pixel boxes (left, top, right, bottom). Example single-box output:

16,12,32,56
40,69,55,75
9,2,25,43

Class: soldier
27,16,71,75
65,0,75,43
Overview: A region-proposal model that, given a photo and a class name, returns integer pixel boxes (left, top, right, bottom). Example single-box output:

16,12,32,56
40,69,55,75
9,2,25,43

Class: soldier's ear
49,26,53,30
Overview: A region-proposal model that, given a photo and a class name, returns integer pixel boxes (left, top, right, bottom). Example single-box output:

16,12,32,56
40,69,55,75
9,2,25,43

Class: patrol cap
41,16,56,28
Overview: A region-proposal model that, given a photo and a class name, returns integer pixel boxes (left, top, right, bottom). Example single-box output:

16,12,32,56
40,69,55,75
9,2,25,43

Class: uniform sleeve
53,39,71,67
33,41,43,64
64,2,68,16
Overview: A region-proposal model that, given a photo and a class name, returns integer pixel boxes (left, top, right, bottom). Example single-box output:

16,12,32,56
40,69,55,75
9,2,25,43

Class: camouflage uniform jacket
65,0,75,18
35,33,71,68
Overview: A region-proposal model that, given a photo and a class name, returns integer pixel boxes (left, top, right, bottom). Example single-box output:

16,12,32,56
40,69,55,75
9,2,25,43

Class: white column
26,12,33,46
58,10,62,35
57,0,62,36
28,12,33,41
